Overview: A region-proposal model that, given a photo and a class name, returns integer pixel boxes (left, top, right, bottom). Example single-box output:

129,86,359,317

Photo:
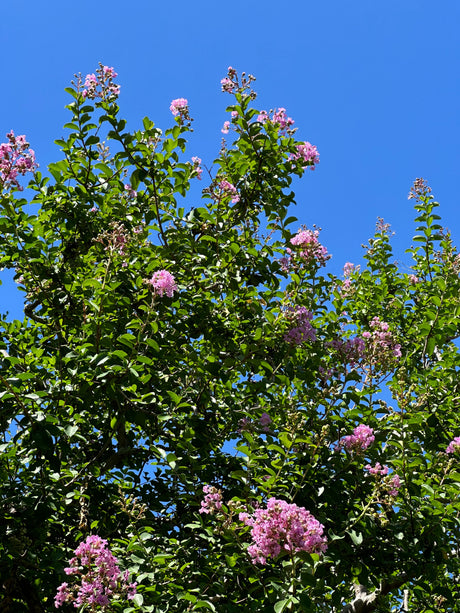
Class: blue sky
1,1,459,317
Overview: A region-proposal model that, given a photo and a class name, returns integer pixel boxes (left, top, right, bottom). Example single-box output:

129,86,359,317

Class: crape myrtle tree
1,65,460,613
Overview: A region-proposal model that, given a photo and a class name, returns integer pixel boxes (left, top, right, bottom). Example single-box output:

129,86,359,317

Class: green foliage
1,71,460,612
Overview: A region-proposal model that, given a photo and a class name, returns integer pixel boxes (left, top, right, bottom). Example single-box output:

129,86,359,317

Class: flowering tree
1,64,460,612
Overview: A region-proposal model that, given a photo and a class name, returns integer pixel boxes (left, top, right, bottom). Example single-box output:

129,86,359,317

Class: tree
1,64,460,612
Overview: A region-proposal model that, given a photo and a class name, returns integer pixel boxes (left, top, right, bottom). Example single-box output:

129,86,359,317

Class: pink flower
218,180,239,203
333,318,400,374
124,183,137,198
283,306,316,345
191,156,203,180
257,110,269,124
54,583,69,608
327,337,366,368
365,465,401,497
102,65,118,79
221,121,230,134
256,108,295,135
240,498,327,565
290,230,317,247
199,485,223,514
367,317,402,361
388,474,401,497
272,108,295,134
259,412,272,431
279,256,291,272
221,77,235,93
376,218,391,234
289,228,330,267
339,424,375,452
446,437,460,454
81,74,98,100
343,262,359,277
341,262,360,296
408,178,431,201
82,65,120,100
329,318,400,375
0,130,37,192
238,417,252,433
55,535,136,609
147,270,178,297
170,97,189,117
221,67,238,93
289,141,319,169
365,462,389,476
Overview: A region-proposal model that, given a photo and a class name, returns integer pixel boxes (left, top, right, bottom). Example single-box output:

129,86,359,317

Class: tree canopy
1,65,460,613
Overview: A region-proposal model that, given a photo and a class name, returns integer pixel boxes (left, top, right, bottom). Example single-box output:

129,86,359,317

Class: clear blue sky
1,1,459,317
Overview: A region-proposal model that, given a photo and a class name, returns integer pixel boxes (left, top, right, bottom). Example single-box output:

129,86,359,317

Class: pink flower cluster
199,485,223,515
341,262,360,294
343,262,358,277
54,535,136,609
375,217,392,234
363,317,402,365
257,108,295,135
256,110,269,124
238,417,252,433
259,412,272,431
218,179,240,203
0,131,37,191
387,474,401,497
326,336,365,369
408,177,431,201
147,270,178,297
220,67,256,97
365,464,401,497
283,306,316,345
221,66,238,93
191,156,203,180
239,498,327,565
124,183,137,198
221,120,230,134
365,462,388,476
289,142,320,170
339,424,375,452
237,413,272,434
446,437,460,454
82,65,120,100
170,98,189,120
107,224,128,256
283,228,330,268
326,318,400,375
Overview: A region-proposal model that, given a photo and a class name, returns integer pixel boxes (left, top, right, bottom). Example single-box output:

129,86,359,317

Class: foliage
1,65,460,612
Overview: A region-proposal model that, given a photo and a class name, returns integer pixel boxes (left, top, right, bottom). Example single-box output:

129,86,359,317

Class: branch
24,300,47,324
340,575,410,613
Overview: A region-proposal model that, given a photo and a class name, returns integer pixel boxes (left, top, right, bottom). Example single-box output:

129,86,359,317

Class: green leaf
85,135,100,146
65,425,78,438
426,337,436,356
118,334,137,348
421,483,434,496
348,530,363,545
275,599,290,613
167,391,182,404
195,601,216,611
132,593,144,607
278,432,293,449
